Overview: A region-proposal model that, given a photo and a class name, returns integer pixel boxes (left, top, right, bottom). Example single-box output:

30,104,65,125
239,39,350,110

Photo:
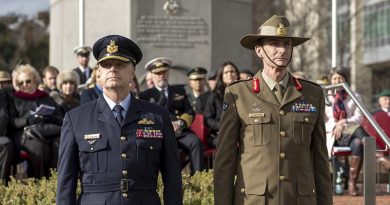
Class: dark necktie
113,105,124,126
83,69,89,79
158,89,167,107
274,84,284,104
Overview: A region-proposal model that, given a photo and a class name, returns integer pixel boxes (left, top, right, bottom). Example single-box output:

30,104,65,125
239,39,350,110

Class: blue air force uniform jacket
56,94,183,205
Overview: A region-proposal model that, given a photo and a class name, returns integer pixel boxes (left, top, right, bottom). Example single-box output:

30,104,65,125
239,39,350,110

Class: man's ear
255,45,263,59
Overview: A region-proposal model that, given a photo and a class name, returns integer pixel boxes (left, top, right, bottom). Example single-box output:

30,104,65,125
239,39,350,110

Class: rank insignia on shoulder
84,133,101,140
138,118,155,125
136,129,163,139
223,103,229,111
174,94,184,101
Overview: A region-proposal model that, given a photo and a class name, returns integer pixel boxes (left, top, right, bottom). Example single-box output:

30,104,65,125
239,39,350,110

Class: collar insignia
138,118,155,125
276,23,287,36
106,40,118,53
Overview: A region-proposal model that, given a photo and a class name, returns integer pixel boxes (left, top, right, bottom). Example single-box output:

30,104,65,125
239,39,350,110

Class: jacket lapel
166,86,175,108
97,95,118,128
122,96,142,127
281,74,302,107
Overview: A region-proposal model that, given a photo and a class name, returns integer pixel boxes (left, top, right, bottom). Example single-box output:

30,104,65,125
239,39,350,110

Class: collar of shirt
381,108,390,112
155,86,168,97
78,66,90,72
262,71,289,91
103,92,131,118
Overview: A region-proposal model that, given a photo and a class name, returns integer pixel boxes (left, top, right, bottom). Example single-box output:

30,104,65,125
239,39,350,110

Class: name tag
248,113,265,118
84,133,101,140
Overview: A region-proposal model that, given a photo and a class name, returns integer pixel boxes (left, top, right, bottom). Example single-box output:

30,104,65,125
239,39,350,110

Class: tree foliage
0,11,49,73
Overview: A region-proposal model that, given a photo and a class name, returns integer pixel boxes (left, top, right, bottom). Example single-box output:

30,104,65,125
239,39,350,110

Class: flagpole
331,0,337,68
79,0,85,46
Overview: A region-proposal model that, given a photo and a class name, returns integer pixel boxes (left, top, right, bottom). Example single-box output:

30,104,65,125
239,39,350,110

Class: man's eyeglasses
17,79,32,86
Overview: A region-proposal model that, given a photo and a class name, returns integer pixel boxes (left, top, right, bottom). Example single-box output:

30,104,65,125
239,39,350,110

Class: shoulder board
227,76,253,87
297,78,322,88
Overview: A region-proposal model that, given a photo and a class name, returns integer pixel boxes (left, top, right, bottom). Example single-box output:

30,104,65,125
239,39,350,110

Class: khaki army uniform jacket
214,72,332,205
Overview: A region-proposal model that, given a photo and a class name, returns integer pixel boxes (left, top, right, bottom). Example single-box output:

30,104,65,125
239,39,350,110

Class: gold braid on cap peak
179,113,193,127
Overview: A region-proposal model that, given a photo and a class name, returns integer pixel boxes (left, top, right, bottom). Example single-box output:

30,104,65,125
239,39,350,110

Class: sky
0,0,50,17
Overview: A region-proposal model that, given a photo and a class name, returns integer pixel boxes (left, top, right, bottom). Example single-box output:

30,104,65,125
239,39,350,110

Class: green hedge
0,170,214,205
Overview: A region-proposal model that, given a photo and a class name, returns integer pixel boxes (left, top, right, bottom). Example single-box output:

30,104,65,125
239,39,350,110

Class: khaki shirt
214,72,332,205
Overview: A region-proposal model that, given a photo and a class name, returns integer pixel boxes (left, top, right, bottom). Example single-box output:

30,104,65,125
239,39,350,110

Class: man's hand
332,124,344,140
172,121,182,135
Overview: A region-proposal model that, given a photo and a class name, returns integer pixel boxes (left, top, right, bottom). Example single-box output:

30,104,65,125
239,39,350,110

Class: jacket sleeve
0,90,9,135
160,109,183,205
179,91,195,128
312,89,333,205
56,113,79,205
204,92,220,131
214,87,240,205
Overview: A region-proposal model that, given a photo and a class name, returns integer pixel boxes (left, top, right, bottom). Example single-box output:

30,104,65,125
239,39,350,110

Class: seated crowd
0,54,389,198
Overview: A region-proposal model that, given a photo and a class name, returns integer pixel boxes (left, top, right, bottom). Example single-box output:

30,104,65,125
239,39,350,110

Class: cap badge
106,40,118,53
276,23,287,36
155,61,164,68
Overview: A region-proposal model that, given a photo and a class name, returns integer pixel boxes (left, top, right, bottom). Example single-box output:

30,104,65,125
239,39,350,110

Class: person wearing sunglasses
8,64,63,178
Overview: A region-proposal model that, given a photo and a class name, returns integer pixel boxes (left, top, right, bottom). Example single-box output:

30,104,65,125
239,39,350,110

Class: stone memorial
50,0,252,85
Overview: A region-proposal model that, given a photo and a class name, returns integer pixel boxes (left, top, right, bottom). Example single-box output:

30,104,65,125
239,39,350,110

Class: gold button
280,131,286,137
240,188,245,193
120,136,126,141
280,152,286,159
279,176,285,181
304,117,309,122
279,110,285,116
313,189,316,194
150,146,154,150
122,170,128,176
122,193,128,198
90,147,94,151
121,153,127,159
254,119,259,123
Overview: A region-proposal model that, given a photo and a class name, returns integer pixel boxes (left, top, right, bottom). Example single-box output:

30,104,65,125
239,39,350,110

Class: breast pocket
137,139,163,170
78,138,108,174
242,113,272,146
293,114,316,145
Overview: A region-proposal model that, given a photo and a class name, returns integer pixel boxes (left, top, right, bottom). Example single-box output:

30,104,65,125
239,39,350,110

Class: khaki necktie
274,83,284,104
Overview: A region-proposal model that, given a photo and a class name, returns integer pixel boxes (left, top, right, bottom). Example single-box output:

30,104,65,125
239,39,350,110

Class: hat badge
155,61,164,68
276,23,287,36
106,40,118,53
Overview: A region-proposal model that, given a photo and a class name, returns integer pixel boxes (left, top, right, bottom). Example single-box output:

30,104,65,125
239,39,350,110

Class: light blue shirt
103,92,131,119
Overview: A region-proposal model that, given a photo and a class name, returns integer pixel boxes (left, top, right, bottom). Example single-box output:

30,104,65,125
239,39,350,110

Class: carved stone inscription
136,15,209,48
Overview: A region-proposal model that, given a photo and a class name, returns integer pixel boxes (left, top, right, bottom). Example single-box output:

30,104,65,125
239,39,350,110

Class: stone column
350,0,372,109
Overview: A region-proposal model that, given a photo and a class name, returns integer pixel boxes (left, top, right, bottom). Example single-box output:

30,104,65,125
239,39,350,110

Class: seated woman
8,64,63,178
51,70,80,114
325,66,368,196
204,61,239,148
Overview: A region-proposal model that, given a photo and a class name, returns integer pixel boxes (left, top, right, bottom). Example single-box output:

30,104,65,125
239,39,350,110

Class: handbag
20,124,51,147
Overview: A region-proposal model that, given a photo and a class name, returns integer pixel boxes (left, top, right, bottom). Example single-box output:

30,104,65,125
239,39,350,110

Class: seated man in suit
139,57,204,174
373,89,390,170
183,67,208,112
